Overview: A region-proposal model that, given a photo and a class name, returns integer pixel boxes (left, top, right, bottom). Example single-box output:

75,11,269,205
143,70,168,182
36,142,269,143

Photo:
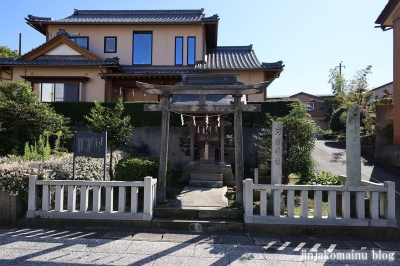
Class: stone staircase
153,186,244,233
152,209,244,233
189,173,223,188
151,164,243,233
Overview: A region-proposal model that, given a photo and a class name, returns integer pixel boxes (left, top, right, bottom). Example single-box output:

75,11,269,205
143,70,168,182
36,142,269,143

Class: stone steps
151,218,244,233
151,186,243,233
153,207,243,220
188,180,223,188
189,173,223,188
190,173,223,181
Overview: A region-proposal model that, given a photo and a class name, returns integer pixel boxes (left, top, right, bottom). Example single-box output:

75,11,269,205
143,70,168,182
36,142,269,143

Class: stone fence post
143,176,154,220
27,175,38,218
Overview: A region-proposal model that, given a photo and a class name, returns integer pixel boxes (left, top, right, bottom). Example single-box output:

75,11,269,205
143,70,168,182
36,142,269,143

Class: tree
326,65,374,136
328,67,346,96
0,81,71,155
0,46,18,58
319,97,342,128
85,98,133,180
255,101,321,184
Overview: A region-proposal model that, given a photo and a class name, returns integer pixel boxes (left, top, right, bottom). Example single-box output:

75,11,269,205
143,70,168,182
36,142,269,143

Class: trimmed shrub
329,107,346,133
115,156,172,185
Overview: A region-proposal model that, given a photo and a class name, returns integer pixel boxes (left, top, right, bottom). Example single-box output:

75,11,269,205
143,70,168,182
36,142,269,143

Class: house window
187,37,196,65
175,37,183,65
307,102,315,111
104,37,117,53
69,37,89,49
41,83,79,102
133,32,152,65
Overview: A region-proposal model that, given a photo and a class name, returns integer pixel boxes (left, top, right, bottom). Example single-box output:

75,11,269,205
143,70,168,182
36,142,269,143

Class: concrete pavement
0,227,399,265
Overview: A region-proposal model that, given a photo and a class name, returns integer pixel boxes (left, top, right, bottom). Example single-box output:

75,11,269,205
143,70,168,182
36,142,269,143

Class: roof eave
375,0,400,29
18,34,103,61
25,21,47,35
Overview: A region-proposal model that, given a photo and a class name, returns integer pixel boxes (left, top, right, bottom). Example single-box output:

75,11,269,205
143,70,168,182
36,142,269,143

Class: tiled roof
196,45,284,70
25,9,219,46
261,61,285,69
121,65,198,74
371,81,393,91
267,93,334,100
16,30,104,61
0,56,117,66
26,9,218,24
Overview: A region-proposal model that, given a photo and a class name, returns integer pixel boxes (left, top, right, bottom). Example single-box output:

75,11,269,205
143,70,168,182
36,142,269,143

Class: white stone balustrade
243,178,396,227
27,175,157,221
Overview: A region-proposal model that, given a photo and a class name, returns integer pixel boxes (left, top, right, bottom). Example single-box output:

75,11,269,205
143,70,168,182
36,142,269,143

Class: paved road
313,140,400,226
0,228,399,265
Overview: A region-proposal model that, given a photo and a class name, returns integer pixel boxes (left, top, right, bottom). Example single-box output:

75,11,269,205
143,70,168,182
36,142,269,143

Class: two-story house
0,9,284,103
267,92,334,131
371,82,393,100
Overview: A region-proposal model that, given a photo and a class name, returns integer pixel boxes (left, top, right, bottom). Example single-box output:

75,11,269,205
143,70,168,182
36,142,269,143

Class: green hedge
114,156,172,185
48,100,294,128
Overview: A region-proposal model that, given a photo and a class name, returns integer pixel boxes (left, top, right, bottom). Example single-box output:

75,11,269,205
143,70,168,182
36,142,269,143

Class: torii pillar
157,94,170,202
234,95,244,203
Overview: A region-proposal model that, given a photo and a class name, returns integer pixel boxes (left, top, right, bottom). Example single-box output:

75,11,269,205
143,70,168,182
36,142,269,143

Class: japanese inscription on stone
346,106,361,186
271,122,283,184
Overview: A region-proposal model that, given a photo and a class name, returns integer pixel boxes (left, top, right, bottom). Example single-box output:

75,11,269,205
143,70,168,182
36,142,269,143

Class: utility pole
19,33,22,57
336,61,345,74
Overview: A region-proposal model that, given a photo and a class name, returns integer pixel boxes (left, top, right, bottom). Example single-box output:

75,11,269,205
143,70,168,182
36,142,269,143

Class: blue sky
0,0,392,96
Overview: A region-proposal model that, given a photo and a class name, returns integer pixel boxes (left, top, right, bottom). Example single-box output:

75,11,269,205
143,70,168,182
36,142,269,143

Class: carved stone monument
271,122,283,185
346,105,361,186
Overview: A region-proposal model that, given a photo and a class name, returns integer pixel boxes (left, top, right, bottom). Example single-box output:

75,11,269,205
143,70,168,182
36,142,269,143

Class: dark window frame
175,36,183,65
40,82,79,102
187,36,196,65
132,31,153,65
307,102,315,111
104,37,117,53
69,37,89,50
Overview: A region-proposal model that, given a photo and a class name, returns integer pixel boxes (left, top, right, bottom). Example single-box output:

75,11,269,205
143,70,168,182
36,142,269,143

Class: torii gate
136,74,270,203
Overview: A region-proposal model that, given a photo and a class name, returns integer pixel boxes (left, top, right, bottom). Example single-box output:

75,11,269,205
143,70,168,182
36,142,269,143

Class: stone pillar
157,94,170,202
220,117,225,165
346,105,361,186
271,122,283,184
234,95,244,203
